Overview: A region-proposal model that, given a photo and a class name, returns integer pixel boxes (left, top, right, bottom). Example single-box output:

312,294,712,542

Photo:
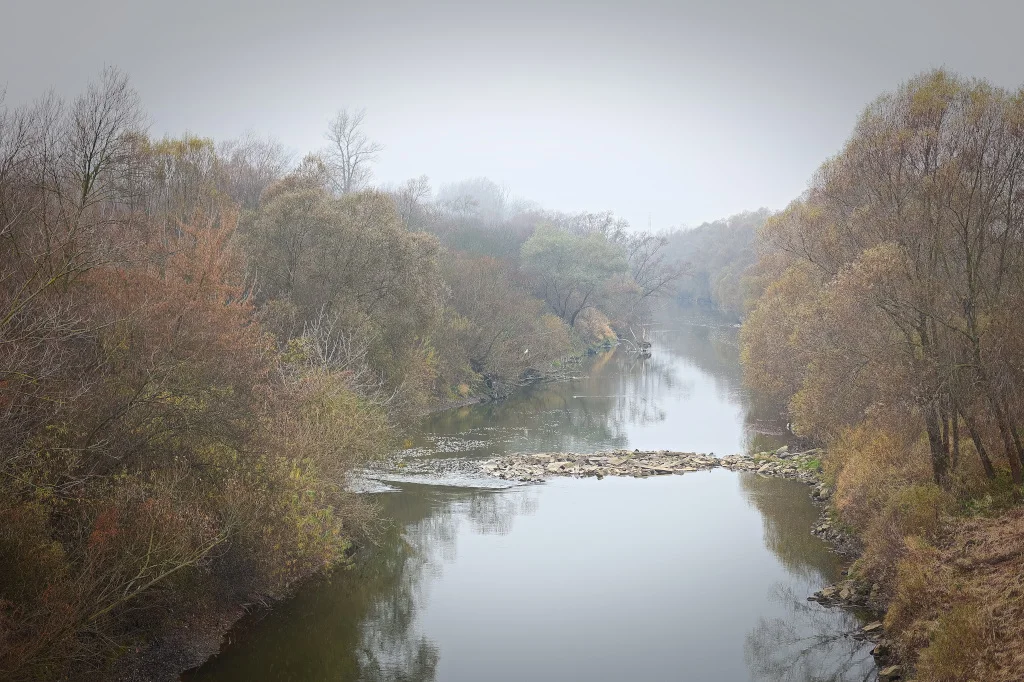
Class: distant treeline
663,208,770,319
0,69,684,679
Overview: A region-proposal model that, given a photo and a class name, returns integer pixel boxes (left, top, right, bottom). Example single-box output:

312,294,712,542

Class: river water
186,317,876,682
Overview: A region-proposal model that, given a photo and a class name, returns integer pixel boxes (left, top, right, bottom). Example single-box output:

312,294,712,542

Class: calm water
187,317,875,682
409,320,787,461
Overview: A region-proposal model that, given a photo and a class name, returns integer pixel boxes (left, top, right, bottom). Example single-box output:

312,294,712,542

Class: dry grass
884,506,1024,681
824,418,1024,680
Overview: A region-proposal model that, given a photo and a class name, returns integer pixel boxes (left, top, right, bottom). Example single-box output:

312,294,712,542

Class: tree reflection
739,473,842,581
745,586,875,682
186,484,537,682
739,474,875,681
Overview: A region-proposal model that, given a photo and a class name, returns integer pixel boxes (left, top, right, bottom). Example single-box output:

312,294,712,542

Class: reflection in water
740,475,875,682
740,474,842,581
745,586,875,682
187,486,539,682
191,475,874,682
414,318,790,461
189,314,874,682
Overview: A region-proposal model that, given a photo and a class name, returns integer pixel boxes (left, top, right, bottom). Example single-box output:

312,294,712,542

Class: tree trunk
987,396,1023,484
964,414,996,480
924,401,949,485
950,410,960,470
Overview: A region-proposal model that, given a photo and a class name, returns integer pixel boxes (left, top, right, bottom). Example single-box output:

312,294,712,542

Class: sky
3,0,1024,230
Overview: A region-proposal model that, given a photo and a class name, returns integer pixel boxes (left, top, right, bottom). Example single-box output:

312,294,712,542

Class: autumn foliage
742,70,1024,679
0,72,391,680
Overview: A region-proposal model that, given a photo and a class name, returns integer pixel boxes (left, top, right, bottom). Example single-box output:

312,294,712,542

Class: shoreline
145,445,893,682
473,446,896,678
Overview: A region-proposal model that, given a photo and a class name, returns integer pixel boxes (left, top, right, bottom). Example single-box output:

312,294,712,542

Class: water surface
187,317,875,682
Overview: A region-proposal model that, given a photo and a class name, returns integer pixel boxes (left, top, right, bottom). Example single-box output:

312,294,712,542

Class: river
186,315,876,682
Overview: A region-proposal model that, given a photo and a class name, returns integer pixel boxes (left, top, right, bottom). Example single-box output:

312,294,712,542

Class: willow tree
520,226,628,327
744,70,1024,484
246,182,443,408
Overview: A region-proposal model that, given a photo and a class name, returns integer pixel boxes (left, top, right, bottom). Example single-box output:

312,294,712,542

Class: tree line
744,70,1024,487
0,68,681,679
741,70,1024,680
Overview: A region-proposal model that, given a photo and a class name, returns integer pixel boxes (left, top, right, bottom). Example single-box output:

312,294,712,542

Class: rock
879,665,903,680
818,486,833,501
872,639,891,658
862,621,883,634
839,587,854,601
757,464,772,474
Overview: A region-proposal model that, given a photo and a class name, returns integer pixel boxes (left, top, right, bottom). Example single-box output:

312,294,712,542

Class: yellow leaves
150,134,216,158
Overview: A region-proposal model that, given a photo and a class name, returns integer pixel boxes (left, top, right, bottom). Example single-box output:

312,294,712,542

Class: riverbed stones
879,665,903,680
477,449,822,483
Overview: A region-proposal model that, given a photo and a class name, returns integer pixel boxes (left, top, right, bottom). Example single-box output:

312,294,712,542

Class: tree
441,252,572,380
663,209,770,318
520,226,627,327
389,175,433,231
61,66,146,213
246,181,444,409
218,132,291,211
743,70,1024,485
324,107,383,195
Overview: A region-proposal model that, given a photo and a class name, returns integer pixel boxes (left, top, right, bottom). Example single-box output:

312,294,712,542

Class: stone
862,621,883,634
872,639,891,657
879,665,903,680
839,587,854,601
818,486,833,501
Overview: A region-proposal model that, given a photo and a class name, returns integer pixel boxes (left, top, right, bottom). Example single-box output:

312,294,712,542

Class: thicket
742,70,1024,679
0,69,683,679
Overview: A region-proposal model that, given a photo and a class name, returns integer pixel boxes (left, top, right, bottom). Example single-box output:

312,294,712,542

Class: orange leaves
86,507,120,552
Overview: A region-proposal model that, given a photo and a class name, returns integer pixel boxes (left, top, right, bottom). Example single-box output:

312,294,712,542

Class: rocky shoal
478,446,824,483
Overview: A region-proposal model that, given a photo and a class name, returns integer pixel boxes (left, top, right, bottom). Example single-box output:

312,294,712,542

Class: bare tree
324,107,383,194
390,175,432,230
218,131,291,210
61,66,145,212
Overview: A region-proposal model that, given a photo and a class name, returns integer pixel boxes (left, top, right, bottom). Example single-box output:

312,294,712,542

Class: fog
4,0,1023,228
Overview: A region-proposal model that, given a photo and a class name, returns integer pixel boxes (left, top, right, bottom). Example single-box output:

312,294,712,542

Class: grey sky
4,0,1023,229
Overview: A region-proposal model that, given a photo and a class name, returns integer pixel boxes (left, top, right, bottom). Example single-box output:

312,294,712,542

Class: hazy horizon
4,0,1024,229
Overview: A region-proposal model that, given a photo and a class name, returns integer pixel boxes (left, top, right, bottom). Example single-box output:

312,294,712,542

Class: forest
0,69,685,680
7,60,1021,682
742,70,1024,681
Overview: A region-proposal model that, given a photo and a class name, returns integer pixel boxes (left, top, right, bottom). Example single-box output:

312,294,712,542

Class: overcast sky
3,0,1024,229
